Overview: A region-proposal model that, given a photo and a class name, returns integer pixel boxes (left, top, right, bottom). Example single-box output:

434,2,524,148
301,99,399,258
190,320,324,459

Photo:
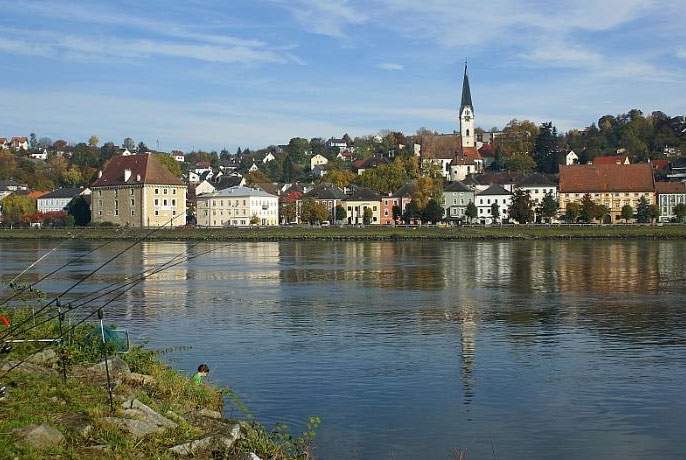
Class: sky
0,0,684,152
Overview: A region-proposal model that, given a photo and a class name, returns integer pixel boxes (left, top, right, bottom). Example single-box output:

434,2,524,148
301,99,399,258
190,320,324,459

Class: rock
26,348,59,366
57,413,93,438
124,372,155,386
169,436,214,456
1,361,56,375
121,399,177,428
12,423,64,449
166,411,186,423
87,357,131,380
236,454,262,460
102,416,161,438
194,408,222,420
216,423,242,449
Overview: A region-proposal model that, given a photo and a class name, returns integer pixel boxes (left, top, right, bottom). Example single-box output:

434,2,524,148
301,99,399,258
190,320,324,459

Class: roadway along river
2,240,686,459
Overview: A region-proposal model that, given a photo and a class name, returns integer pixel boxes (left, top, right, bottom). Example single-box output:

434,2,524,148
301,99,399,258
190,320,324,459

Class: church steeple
459,61,475,149
460,61,473,112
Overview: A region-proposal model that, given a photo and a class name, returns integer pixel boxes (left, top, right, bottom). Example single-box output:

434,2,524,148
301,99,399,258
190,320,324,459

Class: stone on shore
87,357,131,380
13,423,64,448
1,361,56,375
102,416,161,438
121,398,177,429
57,413,93,438
168,424,241,456
124,372,155,386
26,348,59,366
195,408,222,420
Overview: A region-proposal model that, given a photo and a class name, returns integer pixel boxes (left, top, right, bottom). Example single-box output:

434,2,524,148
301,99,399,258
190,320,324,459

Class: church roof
461,63,473,111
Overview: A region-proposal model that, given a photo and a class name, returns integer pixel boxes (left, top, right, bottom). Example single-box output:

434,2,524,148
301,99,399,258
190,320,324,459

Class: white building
30,149,48,160
11,137,29,150
310,154,329,170
171,151,185,162
37,188,89,213
564,150,579,165
516,173,557,206
196,186,279,227
656,182,686,223
262,152,276,164
475,184,512,224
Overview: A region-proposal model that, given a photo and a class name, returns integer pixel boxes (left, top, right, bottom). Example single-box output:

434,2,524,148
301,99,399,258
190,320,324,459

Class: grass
2,224,686,241
0,306,318,459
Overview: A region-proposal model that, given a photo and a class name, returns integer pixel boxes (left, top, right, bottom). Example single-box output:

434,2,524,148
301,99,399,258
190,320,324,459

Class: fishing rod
0,240,234,381
0,213,185,342
5,239,209,340
0,238,117,309
0,236,75,299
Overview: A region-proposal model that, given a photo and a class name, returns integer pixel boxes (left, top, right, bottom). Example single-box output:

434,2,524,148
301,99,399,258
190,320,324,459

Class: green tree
123,137,135,150
621,204,634,223
650,204,660,223
566,202,581,223
594,204,611,223
66,196,91,226
323,168,355,189
465,201,478,223
508,188,534,223
673,203,686,223
300,199,329,224
1,195,36,221
500,119,539,155
490,202,500,223
392,205,402,223
335,205,347,222
280,202,296,224
534,122,560,174
504,154,536,173
402,201,422,224
579,194,596,223
29,133,38,149
363,207,374,225
423,199,444,224
636,196,652,223
88,135,99,147
153,153,183,178
61,166,83,187
539,192,558,223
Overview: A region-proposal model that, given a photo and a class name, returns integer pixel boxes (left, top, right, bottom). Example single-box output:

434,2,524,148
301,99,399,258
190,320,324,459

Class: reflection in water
2,240,686,459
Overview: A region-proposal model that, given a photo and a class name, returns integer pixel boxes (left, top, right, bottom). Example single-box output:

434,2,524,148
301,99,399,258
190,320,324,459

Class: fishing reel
0,384,6,399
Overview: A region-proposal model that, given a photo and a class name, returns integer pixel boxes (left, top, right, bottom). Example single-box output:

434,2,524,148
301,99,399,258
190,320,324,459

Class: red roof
281,190,304,203
559,164,654,193
91,154,184,187
11,137,27,142
656,182,686,194
652,159,669,171
352,159,366,169
28,190,51,199
593,155,629,165
478,144,495,157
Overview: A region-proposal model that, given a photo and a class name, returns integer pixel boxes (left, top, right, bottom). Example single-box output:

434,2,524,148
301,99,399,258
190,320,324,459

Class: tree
100,142,119,162
153,153,183,178
500,119,539,155
674,203,686,223
363,207,374,225
137,142,148,152
244,170,270,185
579,194,596,223
650,204,660,223
61,167,83,187
123,138,135,150
566,202,581,223
66,196,91,226
423,199,444,224
636,196,652,223
280,202,296,224
465,201,478,223
324,168,355,189
508,188,534,223
30,133,38,149
490,202,500,223
0,151,18,180
250,215,259,225
402,201,422,224
53,139,68,151
504,154,536,173
539,192,558,223
534,122,559,174
335,205,347,222
300,199,329,224
88,135,99,147
411,175,442,209
392,205,402,223
1,195,36,221
38,137,52,148
621,204,634,223
594,204,611,223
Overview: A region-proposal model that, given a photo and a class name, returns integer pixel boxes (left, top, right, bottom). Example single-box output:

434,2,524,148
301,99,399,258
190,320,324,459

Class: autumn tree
88,135,100,147
500,119,539,156
322,168,355,189
465,201,478,223
621,204,634,223
1,195,36,221
674,203,686,223
579,194,596,223
566,202,581,222
300,199,329,224
504,154,536,174
153,153,183,178
508,188,534,223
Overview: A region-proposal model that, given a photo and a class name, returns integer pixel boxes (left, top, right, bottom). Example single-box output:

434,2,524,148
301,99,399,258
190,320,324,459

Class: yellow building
559,163,655,223
345,187,382,225
90,154,187,227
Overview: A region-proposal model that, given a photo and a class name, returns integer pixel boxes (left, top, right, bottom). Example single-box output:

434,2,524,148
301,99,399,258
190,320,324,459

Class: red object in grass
0,316,10,327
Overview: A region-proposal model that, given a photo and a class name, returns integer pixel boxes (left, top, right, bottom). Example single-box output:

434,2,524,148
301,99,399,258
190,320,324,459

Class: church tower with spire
459,62,475,149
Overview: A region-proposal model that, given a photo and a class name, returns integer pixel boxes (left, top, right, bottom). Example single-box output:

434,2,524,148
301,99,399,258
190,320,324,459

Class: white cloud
267,0,366,37
378,63,404,71
677,48,686,59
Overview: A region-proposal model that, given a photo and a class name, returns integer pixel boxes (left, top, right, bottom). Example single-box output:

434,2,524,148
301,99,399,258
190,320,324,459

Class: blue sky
0,0,684,152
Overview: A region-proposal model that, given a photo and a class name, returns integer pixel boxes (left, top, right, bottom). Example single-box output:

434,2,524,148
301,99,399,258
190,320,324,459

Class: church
419,62,487,181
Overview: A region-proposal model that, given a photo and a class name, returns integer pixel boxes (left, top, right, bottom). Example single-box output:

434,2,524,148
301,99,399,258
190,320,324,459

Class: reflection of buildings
459,304,478,406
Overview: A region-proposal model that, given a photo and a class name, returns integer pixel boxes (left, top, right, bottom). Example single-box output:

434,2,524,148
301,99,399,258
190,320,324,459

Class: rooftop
559,164,655,193
91,154,184,187
39,188,85,200
346,187,381,202
477,184,512,196
199,186,277,198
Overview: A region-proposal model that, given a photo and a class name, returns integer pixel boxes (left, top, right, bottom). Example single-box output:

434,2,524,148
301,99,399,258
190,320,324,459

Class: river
1,240,686,459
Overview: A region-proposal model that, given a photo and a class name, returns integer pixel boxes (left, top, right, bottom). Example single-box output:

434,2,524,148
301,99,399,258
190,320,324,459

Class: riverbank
0,308,316,459
2,224,686,241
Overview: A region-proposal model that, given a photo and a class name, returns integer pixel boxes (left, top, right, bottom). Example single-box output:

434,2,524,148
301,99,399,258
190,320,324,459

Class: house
311,164,327,179
296,183,346,223
326,138,348,151
30,148,49,161
353,156,390,175
477,144,496,169
379,194,403,225
90,153,187,227
516,173,557,206
475,185,512,224
592,155,630,166
279,188,304,224
667,158,686,180
336,150,354,162
194,179,217,196
656,182,686,222
0,138,8,149
37,188,89,213
11,137,29,150
345,187,381,225
449,148,484,181
651,159,670,174
562,150,579,165
310,154,329,170
252,182,281,196
262,152,276,164
196,186,279,227
468,172,526,192
248,163,260,173
443,181,475,221
420,134,460,179
558,164,655,223
214,175,246,190
171,151,185,162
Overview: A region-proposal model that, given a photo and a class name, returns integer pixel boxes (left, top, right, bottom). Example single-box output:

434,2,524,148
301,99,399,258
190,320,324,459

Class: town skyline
1,1,685,151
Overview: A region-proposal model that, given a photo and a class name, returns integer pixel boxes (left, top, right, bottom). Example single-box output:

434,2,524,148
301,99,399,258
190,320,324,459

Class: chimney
124,169,132,182
136,174,141,182
98,170,103,178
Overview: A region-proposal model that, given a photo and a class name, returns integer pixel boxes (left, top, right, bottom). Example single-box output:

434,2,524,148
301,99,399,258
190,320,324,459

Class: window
98,210,103,216
172,199,176,206
98,190,102,197
114,210,119,216
164,189,168,195
163,199,168,206
155,188,159,194
154,199,159,206
114,200,118,208
466,129,470,136
130,199,134,206
129,189,134,195
154,210,159,216
114,190,118,197
173,189,177,195
98,200,103,207
131,210,135,216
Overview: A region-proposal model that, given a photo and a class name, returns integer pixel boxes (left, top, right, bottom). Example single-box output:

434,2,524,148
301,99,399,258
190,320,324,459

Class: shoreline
1,225,686,241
